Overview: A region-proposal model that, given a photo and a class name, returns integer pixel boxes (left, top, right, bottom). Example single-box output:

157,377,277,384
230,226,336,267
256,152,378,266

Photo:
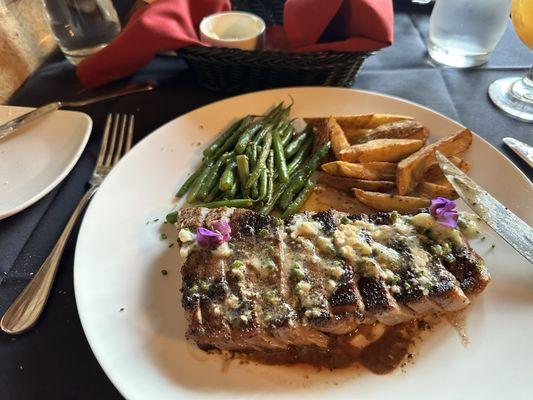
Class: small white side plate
0,106,92,219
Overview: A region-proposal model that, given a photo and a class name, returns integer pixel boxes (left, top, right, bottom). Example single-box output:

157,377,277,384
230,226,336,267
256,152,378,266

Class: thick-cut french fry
396,128,473,195
416,181,458,200
302,184,374,214
339,139,424,163
360,120,430,144
343,128,371,143
335,114,414,130
317,173,396,192
321,161,396,181
424,156,470,184
353,189,431,213
328,116,350,159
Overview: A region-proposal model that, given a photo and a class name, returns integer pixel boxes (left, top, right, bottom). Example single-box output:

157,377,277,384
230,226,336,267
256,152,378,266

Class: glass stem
526,65,533,85
511,65,533,102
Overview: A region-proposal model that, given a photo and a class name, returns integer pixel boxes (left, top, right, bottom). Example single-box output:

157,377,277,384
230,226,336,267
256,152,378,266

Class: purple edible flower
429,197,458,228
211,220,231,242
196,220,231,249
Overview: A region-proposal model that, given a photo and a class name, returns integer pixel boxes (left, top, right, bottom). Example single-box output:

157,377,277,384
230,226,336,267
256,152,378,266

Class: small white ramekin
199,11,266,51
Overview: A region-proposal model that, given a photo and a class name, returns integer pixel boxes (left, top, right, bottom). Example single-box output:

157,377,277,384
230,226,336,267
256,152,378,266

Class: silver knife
0,81,156,141
436,151,533,264
503,137,533,169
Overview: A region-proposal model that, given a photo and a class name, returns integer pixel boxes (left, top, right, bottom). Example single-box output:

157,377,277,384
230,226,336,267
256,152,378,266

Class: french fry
344,128,371,144
317,173,396,192
396,128,473,195
335,114,414,130
360,120,430,144
339,139,424,163
424,156,470,184
328,116,350,159
416,181,458,200
353,189,431,213
302,184,374,214
321,161,396,181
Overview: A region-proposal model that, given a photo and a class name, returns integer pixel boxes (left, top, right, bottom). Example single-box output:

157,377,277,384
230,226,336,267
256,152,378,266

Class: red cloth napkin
77,0,393,88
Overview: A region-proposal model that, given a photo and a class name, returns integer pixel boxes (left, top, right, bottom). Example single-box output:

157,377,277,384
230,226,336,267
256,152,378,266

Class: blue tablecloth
1,2,532,399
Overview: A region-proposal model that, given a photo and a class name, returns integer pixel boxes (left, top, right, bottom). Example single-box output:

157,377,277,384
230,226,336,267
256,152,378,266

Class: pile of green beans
173,102,331,217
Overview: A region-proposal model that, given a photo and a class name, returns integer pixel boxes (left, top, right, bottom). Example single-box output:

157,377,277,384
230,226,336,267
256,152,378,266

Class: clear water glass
428,0,510,68
42,0,121,65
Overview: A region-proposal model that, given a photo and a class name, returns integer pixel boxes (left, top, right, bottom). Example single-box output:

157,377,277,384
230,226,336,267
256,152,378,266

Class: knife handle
0,102,62,141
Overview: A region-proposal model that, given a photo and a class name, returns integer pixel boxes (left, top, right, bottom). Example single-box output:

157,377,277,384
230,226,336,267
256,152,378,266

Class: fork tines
98,113,135,168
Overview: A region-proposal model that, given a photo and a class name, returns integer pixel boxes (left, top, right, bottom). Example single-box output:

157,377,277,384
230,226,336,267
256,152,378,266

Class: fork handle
0,186,98,334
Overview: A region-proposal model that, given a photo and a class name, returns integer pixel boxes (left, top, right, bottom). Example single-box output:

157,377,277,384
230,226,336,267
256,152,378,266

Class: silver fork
0,113,135,335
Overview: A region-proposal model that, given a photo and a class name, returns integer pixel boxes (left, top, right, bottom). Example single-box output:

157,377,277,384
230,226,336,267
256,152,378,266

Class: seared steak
176,207,489,353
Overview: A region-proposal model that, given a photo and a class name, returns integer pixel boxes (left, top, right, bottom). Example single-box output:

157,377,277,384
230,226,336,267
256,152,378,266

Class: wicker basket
180,0,374,92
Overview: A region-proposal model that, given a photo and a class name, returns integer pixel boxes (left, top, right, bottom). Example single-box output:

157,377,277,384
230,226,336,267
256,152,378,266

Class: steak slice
176,207,489,354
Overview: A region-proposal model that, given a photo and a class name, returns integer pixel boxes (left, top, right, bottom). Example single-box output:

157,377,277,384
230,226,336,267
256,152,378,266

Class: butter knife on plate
436,151,533,264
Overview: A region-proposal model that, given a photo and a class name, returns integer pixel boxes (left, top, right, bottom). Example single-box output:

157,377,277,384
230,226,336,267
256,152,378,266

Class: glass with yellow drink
489,0,533,122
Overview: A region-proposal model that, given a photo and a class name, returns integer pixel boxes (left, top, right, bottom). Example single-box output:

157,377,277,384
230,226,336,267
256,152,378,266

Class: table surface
1,3,532,399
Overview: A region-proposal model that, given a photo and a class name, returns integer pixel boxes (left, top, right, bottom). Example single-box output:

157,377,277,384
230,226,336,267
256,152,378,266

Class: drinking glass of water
428,0,510,68
42,0,121,65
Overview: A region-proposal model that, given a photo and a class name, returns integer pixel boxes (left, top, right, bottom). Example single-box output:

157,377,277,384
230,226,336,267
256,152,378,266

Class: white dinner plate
0,106,92,219
74,88,533,400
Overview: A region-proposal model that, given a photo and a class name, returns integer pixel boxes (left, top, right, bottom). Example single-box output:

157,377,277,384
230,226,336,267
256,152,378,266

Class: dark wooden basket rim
181,45,375,58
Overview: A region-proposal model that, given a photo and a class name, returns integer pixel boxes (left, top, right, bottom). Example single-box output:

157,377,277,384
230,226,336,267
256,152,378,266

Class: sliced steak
176,207,489,355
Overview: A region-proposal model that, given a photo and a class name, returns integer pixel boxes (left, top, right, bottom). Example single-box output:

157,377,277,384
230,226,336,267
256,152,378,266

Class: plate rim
0,106,92,220
74,86,533,400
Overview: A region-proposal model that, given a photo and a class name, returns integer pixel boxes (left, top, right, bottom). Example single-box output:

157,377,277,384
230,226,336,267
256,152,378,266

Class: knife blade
435,151,533,264
503,137,533,169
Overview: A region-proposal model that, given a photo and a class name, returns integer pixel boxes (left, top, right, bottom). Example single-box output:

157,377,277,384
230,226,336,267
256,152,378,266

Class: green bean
287,136,313,175
234,104,282,154
225,178,238,198
236,154,250,183
165,210,178,224
246,131,272,189
254,106,290,146
251,182,261,200
203,117,243,157
262,102,284,124
205,184,221,203
257,166,268,201
258,181,289,214
299,141,331,175
285,130,310,158
245,145,253,167
176,168,200,198
280,124,294,147
266,150,274,203
186,158,215,203
278,174,306,210
278,141,330,209
252,123,274,147
196,198,254,208
234,123,262,154
272,128,289,183
214,115,253,157
236,154,250,197
219,158,237,191
282,180,315,218
250,144,258,167
197,153,231,200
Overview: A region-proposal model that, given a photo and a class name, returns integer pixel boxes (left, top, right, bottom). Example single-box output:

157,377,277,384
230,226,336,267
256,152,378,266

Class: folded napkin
77,0,393,88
